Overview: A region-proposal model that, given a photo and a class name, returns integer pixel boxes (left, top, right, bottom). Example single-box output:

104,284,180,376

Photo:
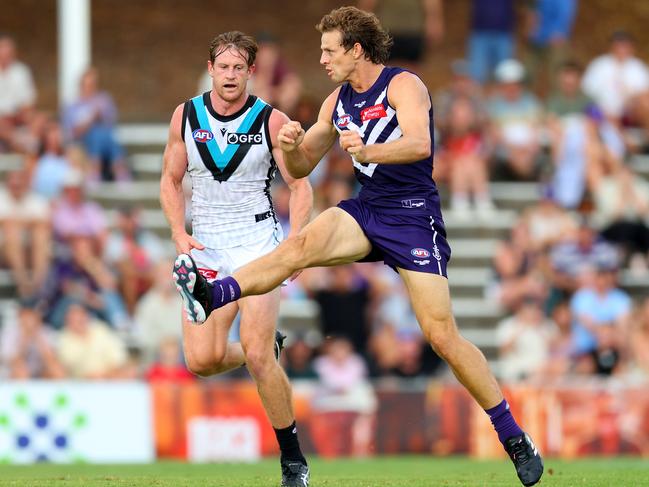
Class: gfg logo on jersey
192,129,214,143
226,132,263,145
411,248,431,258
336,114,352,128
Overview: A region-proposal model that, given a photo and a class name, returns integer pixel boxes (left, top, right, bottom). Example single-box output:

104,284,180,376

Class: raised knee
185,350,225,377
185,357,214,377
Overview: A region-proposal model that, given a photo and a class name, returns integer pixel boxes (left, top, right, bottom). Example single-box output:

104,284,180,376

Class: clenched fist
339,129,367,162
278,121,305,152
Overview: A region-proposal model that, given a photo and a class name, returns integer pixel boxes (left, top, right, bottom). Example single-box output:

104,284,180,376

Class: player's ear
248,63,256,76
207,60,214,76
353,42,363,60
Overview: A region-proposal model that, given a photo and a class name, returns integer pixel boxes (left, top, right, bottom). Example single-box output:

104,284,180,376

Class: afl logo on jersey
336,114,352,128
411,248,431,258
192,129,214,143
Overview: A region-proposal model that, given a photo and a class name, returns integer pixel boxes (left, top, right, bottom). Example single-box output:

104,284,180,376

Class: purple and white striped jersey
332,66,441,216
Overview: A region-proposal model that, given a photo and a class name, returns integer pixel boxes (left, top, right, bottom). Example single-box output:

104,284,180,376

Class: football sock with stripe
210,276,241,310
485,399,524,446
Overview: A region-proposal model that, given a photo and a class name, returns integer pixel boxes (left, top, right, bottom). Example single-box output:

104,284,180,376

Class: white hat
494,59,525,83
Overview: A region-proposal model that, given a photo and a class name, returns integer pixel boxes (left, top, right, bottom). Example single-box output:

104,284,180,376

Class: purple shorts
338,198,451,276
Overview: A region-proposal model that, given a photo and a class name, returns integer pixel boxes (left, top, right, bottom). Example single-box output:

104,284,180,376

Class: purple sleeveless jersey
332,66,441,217
333,67,451,275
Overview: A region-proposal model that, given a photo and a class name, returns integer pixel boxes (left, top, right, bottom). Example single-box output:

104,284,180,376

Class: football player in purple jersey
176,9,543,486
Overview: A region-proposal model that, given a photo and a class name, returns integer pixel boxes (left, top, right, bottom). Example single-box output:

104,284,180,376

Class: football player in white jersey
160,31,312,487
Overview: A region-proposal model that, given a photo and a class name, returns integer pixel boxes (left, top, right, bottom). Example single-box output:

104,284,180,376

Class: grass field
0,457,648,486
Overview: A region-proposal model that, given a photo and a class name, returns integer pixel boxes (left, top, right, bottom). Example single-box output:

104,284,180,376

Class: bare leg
182,303,246,376
467,154,490,197
10,359,30,379
239,288,294,428
117,259,140,316
450,155,469,198
399,269,502,409
628,92,649,137
507,145,538,180
39,340,66,379
2,221,30,296
29,220,51,290
234,208,372,296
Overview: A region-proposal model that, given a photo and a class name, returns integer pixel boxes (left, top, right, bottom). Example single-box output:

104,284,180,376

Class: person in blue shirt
467,0,516,84
525,0,579,93
570,264,631,375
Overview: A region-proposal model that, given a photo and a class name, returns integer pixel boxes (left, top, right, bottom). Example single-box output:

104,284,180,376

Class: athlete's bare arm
269,109,314,238
339,72,432,164
277,88,340,179
160,103,205,254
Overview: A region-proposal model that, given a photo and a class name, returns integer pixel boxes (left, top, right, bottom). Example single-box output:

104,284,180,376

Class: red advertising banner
151,380,649,459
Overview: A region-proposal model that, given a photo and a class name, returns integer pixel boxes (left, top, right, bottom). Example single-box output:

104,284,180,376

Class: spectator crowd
2,0,649,395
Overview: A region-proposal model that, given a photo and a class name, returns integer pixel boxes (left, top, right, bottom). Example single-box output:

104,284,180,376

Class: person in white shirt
582,31,649,133
0,34,37,151
57,303,128,379
0,169,51,298
496,297,555,382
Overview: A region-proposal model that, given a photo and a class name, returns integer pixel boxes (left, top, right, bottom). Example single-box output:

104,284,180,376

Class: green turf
0,457,647,486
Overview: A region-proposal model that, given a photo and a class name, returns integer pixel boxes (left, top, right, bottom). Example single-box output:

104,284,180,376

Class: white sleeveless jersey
182,93,282,249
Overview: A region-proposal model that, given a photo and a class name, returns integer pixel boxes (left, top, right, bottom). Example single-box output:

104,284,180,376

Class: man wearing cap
487,59,543,180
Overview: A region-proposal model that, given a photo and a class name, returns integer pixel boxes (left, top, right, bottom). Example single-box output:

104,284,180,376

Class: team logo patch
414,259,430,266
361,104,387,122
226,132,262,145
432,245,442,261
198,268,218,281
192,129,214,143
402,199,426,209
411,248,431,258
336,114,352,128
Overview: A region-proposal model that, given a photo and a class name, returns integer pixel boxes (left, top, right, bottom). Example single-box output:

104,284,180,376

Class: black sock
274,421,306,465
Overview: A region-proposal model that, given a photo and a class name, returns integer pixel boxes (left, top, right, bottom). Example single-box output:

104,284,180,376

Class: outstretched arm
340,72,432,164
160,103,205,254
278,89,340,178
269,109,314,237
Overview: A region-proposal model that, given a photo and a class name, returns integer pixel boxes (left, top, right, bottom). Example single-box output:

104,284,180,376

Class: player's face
208,47,253,102
320,30,356,83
